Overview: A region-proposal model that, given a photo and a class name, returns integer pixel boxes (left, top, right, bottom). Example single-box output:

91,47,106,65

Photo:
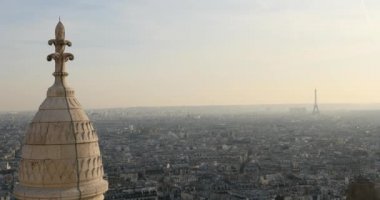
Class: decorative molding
25,121,99,144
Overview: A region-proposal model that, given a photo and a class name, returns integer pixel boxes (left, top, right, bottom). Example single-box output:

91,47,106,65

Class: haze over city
1,0,380,111
3,1,380,200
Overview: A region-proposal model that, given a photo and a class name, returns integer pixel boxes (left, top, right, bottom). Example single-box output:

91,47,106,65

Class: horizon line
4,102,380,113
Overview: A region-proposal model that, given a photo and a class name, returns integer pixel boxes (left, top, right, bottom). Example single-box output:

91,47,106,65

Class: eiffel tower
312,88,320,115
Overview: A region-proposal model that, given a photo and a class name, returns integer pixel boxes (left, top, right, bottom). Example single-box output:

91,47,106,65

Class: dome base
14,179,108,200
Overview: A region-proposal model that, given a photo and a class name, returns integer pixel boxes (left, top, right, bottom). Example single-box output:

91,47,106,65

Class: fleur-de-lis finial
47,20,74,77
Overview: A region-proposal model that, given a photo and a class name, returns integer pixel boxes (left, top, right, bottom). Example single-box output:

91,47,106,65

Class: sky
1,0,380,111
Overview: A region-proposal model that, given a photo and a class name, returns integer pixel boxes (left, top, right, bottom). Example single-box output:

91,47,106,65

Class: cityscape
1,106,380,199
2,1,380,200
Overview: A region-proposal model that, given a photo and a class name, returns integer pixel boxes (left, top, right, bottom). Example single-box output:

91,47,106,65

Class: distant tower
14,21,108,199
312,88,320,115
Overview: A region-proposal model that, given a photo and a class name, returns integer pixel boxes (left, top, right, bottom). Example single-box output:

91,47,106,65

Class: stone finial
47,20,74,76
46,20,75,97
55,20,65,40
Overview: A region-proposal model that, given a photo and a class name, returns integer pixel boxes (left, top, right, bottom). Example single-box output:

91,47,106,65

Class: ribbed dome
14,21,108,200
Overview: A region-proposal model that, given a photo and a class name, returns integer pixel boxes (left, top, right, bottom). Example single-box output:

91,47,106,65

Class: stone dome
14,20,108,200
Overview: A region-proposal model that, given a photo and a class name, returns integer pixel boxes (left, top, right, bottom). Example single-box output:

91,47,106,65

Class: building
346,177,378,200
13,21,108,199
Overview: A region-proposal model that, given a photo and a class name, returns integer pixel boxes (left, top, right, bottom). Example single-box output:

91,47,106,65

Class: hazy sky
1,0,380,111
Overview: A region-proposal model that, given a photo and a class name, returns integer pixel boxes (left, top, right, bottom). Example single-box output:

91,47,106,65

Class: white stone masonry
14,21,108,200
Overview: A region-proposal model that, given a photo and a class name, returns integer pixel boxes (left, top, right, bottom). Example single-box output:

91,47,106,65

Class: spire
312,88,320,115
55,20,65,40
46,20,75,98
47,20,73,78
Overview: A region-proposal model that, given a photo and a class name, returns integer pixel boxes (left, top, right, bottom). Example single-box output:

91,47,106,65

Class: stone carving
24,121,99,145
48,38,72,48
47,52,74,62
